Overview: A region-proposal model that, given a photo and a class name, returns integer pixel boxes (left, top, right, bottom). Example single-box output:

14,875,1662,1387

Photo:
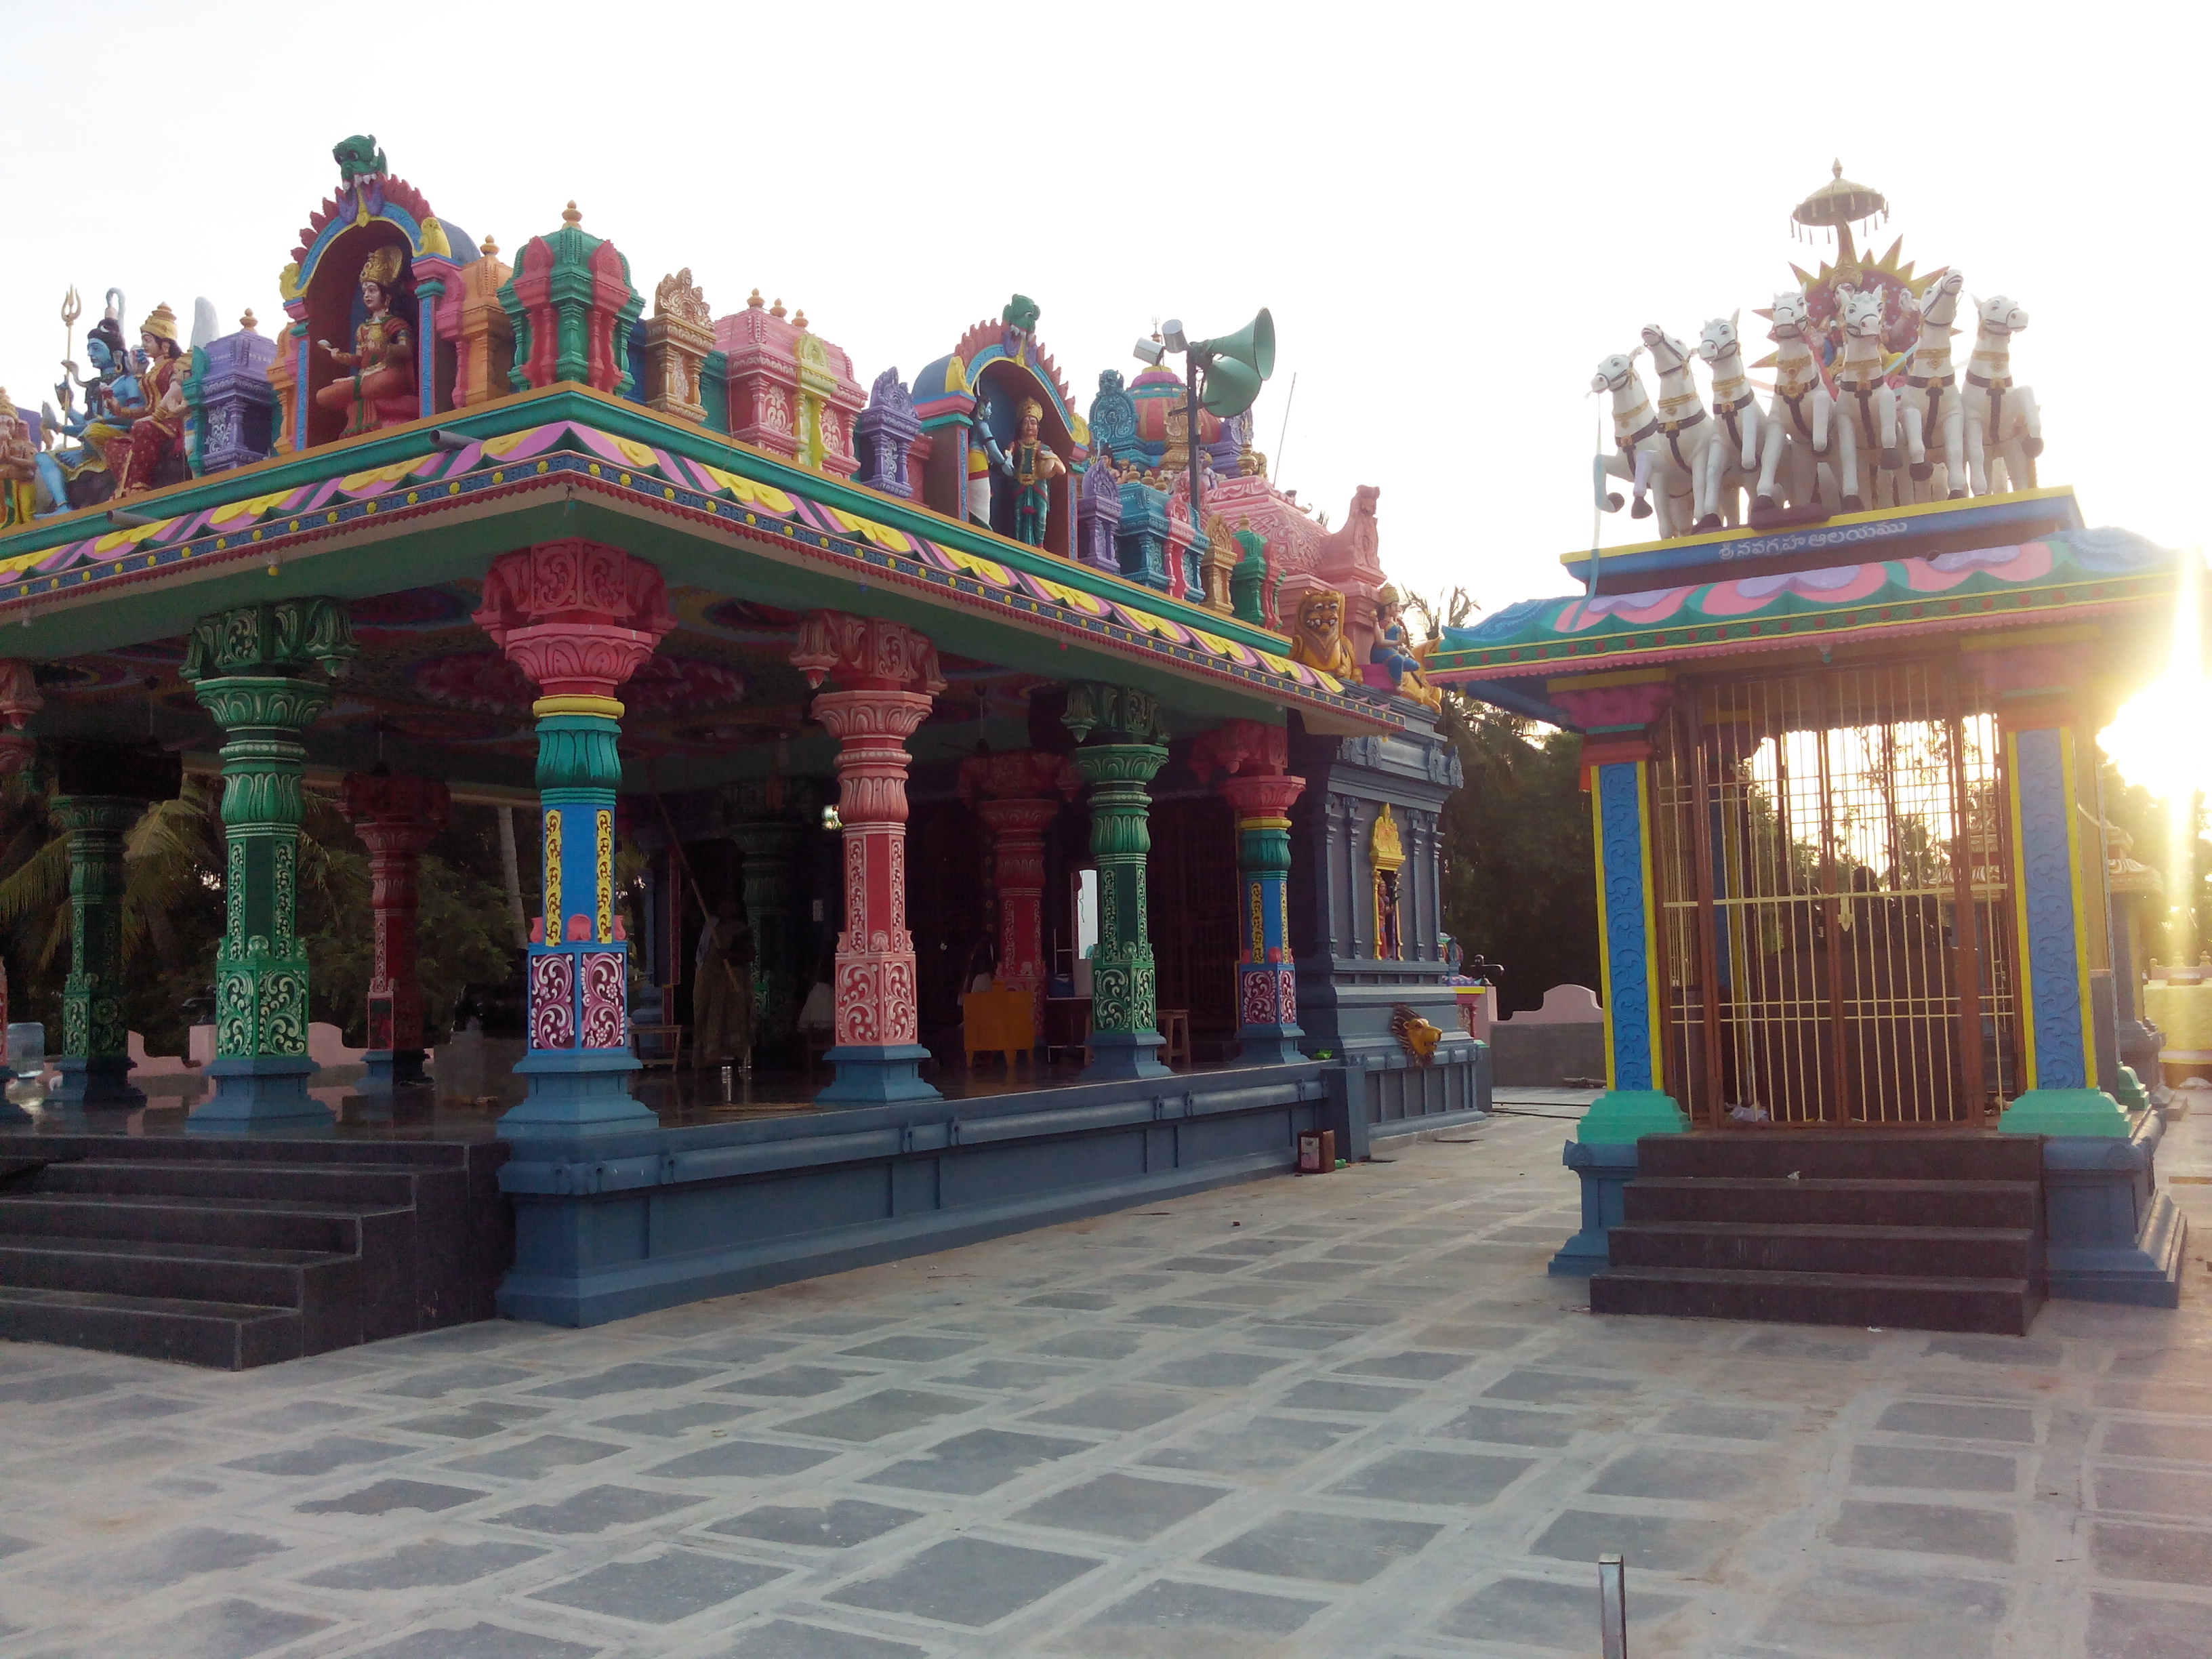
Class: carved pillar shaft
792,610,945,1106
1063,681,1174,1081
1193,720,1307,1065
180,598,357,1130
976,796,1060,1024
733,820,802,1040
1221,774,1307,1065
337,773,451,1089
1998,708,2129,1134
476,540,674,1134
47,796,141,1110
1577,739,1687,1145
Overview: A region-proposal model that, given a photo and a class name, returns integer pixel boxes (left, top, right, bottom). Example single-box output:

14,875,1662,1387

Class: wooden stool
633,1023,686,1069
1159,1008,1191,1068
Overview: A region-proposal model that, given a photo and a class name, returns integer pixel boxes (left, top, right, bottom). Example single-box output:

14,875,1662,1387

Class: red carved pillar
337,771,452,1089
0,661,39,778
1192,720,1309,1064
474,539,674,1133
792,610,945,1105
959,751,1079,1030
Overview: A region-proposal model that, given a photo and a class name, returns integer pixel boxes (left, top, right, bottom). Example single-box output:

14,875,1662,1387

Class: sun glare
2099,548,2212,803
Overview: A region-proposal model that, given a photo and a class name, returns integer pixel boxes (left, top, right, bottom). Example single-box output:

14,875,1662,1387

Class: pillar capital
1189,718,1290,781
180,597,358,684
959,748,1080,805
792,610,945,695
474,541,676,703
1062,681,1170,746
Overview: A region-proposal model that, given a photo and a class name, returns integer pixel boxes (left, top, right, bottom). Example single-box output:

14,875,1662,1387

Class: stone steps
1590,1131,2046,1334
0,1139,509,1369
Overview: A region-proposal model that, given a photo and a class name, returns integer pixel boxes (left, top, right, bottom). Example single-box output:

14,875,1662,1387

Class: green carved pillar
733,817,801,1044
47,796,143,1111
180,598,357,1132
1063,682,1172,1082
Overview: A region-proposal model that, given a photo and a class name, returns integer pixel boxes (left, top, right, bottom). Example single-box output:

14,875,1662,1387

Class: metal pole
1187,354,1205,590
1599,1553,1627,1658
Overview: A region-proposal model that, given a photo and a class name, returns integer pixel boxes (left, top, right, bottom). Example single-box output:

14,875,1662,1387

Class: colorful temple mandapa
0,136,1486,1349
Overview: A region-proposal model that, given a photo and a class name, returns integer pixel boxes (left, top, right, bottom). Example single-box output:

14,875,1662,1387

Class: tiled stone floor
1,1107,2208,1658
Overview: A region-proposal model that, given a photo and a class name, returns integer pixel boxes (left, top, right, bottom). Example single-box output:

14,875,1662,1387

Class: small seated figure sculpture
1370,583,1443,711
314,245,416,434
1288,589,1359,681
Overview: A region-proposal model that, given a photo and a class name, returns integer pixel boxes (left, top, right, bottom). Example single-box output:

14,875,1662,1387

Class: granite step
1589,1265,2037,1335
32,1159,424,1207
1607,1220,2039,1282
1623,1176,2041,1230
1637,1131,2041,1183
0,1191,396,1254
0,1283,300,1369
0,1233,361,1353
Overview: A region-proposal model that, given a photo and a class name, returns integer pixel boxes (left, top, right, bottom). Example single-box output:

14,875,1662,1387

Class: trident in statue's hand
56,287,83,417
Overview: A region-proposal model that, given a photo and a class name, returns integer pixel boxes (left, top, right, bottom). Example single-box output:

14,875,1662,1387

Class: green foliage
1417,589,1599,1014
0,762,525,1056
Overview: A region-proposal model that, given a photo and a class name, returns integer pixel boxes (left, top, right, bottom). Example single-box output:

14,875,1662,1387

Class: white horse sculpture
1756,290,1835,512
1963,295,2043,495
1697,312,1767,529
1899,270,1967,500
1832,287,1900,512
1640,323,1717,532
1592,352,1690,538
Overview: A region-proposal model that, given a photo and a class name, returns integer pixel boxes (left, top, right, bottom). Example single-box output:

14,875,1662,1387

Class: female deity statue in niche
314,245,416,434
112,303,192,497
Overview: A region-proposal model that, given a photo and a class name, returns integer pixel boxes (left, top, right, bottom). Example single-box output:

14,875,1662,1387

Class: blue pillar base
1551,1139,1639,1275
47,1055,145,1113
817,1044,942,1107
1081,1029,1171,1083
359,1048,428,1092
187,1057,331,1135
1237,1023,1307,1065
499,1051,657,1135
2044,1115,2188,1307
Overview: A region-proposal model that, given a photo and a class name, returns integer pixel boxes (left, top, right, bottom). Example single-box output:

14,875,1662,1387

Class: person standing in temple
692,897,756,1068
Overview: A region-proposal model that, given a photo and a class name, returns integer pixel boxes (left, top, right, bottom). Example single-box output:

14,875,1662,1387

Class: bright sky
5,3,2204,619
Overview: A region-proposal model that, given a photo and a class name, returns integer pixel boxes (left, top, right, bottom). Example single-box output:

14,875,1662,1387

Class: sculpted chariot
1589,162,2047,538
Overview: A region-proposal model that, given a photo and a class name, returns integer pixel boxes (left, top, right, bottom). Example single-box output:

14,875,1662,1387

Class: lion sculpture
1290,588,1358,680
1391,1003,1443,1065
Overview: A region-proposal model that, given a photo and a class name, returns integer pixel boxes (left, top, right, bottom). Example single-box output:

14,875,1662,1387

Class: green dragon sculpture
333,135,388,184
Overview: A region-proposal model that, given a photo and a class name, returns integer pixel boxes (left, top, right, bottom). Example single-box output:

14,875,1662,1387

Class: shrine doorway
1652,659,2023,1126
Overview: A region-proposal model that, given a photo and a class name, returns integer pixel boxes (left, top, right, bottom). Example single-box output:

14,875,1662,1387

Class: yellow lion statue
1289,588,1359,680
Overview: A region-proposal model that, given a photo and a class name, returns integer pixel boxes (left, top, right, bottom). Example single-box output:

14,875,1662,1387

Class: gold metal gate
1652,659,2020,1126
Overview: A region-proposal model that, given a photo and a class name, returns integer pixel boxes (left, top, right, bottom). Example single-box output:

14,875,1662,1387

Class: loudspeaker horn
1192,308,1275,379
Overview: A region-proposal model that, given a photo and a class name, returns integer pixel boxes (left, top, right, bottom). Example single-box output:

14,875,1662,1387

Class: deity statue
37,308,138,513
314,245,416,434
975,396,1065,546
1370,583,1443,711
0,397,39,529
1288,588,1359,680
111,303,192,497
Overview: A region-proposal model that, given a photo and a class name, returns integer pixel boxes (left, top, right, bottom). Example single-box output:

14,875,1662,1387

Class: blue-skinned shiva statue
37,308,140,515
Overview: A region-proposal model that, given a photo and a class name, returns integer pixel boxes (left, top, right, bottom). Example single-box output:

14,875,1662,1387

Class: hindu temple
0,139,1482,1363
